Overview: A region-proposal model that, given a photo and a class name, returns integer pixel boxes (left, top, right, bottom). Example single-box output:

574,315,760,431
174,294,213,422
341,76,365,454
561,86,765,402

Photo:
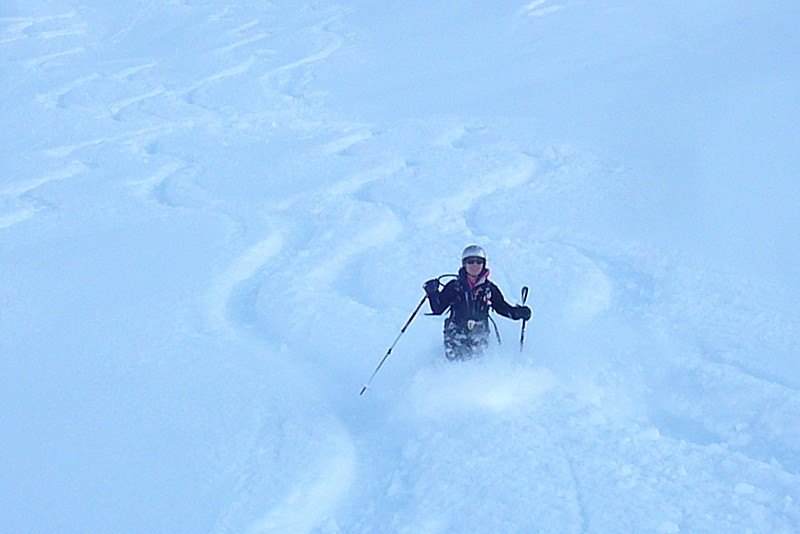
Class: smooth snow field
2,1,799,533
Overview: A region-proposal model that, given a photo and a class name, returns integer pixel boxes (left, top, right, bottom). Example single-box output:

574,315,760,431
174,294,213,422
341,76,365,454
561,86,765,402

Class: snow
2,1,799,532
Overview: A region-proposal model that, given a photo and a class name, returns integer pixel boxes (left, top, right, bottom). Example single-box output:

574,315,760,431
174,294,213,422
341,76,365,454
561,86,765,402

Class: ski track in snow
246,429,357,534
260,19,343,82
0,162,86,229
4,1,800,532
209,236,282,325
6,8,362,529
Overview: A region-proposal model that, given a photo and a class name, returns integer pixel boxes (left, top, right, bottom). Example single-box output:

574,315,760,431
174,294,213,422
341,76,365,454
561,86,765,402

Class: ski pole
488,315,502,346
520,286,529,353
360,294,428,396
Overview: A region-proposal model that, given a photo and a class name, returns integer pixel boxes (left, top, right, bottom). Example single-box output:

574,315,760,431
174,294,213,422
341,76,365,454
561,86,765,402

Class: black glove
423,278,439,295
513,305,531,321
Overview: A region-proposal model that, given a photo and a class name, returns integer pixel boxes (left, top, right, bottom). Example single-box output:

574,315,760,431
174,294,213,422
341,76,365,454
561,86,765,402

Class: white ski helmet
461,245,487,263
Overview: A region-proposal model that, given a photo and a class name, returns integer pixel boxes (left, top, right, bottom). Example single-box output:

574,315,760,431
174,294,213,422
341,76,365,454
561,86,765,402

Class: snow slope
2,1,799,532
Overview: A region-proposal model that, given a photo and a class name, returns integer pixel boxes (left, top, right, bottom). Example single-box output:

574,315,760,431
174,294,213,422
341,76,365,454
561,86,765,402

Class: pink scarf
467,268,491,290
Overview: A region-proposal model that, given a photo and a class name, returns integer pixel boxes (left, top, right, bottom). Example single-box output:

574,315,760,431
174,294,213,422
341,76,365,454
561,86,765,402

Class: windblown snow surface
2,1,800,533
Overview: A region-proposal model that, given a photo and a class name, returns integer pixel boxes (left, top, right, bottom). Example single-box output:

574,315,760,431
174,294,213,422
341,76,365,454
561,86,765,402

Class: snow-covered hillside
2,1,799,532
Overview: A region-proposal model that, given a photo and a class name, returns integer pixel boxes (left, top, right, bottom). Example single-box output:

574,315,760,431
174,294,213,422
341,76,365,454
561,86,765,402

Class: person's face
463,257,485,277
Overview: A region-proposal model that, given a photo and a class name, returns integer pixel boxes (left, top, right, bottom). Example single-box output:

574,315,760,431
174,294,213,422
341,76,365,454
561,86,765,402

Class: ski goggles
463,257,485,265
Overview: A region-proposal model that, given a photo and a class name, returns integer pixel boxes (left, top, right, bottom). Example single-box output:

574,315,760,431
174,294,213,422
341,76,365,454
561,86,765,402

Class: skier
423,245,531,361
